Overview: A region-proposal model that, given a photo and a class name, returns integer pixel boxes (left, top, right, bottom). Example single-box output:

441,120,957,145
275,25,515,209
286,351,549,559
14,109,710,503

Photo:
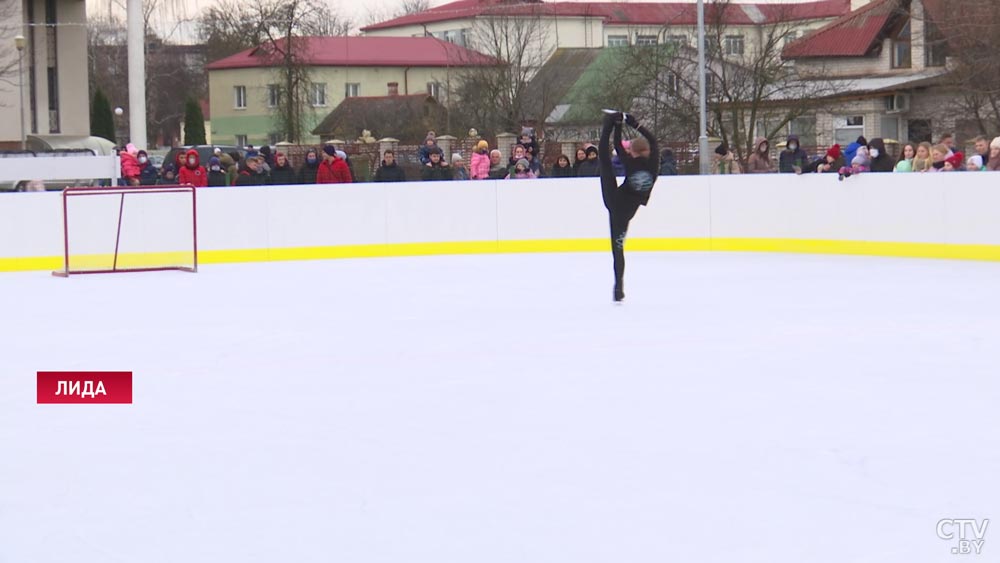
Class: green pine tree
90,89,116,142
184,98,207,145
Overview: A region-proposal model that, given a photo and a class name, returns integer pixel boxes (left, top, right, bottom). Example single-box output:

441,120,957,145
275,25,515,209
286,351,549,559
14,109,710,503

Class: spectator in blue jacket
843,135,867,166
418,132,438,165
137,150,159,185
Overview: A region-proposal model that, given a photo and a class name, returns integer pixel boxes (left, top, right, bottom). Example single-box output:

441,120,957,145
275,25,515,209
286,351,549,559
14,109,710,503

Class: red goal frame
52,184,198,277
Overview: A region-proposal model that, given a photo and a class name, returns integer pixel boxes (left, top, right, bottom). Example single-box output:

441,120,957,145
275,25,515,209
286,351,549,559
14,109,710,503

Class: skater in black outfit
599,111,659,302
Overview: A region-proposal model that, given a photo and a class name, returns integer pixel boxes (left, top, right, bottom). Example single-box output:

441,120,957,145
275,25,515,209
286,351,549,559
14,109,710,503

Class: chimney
388,82,399,96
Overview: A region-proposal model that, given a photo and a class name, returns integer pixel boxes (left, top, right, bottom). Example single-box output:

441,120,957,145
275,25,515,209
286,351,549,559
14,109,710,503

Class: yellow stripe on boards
5,238,1000,273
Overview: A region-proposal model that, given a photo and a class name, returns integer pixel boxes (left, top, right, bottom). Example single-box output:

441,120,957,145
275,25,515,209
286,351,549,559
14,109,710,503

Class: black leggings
601,165,641,286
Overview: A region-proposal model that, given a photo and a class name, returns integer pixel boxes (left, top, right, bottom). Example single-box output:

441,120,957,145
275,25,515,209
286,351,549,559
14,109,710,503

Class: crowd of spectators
116,129,999,188
712,133,1000,179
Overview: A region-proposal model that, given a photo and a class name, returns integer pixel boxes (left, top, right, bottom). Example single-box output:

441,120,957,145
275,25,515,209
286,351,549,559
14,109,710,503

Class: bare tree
591,1,841,164
364,0,431,28
451,9,550,136
0,1,24,101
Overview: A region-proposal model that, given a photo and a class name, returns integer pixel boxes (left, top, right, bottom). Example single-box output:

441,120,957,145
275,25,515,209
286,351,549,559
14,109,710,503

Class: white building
0,0,90,149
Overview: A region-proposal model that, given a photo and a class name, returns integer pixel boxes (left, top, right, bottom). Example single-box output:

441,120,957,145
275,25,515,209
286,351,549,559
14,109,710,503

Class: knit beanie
826,144,842,159
323,145,337,156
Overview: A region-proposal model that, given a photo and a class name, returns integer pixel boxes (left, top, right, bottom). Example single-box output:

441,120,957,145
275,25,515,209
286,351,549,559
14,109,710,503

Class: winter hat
585,145,599,156
162,163,176,174
992,137,1000,150
322,145,337,156
477,140,489,151
826,144,842,159
968,154,984,168
335,150,347,160
714,143,728,156
945,152,964,168
213,147,222,155
125,143,138,156
208,156,221,167
516,158,530,169
452,153,463,163
856,136,868,146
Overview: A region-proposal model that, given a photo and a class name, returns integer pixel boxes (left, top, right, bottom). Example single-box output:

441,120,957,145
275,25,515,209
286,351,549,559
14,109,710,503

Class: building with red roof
207,36,494,146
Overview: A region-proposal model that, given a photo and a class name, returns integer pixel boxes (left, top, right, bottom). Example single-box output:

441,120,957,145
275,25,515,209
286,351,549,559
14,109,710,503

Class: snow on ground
1,252,998,563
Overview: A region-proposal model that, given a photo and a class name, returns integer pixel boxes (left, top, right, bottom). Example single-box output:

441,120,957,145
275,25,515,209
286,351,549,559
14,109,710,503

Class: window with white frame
636,35,658,46
345,83,360,98
234,85,247,109
784,31,798,46
267,84,279,108
892,20,912,69
834,116,865,146
235,134,247,146
427,81,442,99
607,35,629,47
789,116,817,148
310,83,327,107
724,35,745,56
666,35,687,48
664,71,679,95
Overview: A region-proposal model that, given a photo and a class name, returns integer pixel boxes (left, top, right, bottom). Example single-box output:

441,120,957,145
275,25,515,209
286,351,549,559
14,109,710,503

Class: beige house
206,36,493,146
780,0,957,149
0,0,90,149
361,0,854,59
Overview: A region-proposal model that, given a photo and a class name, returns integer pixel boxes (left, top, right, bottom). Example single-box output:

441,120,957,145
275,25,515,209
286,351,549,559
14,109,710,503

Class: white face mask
870,149,880,158
138,157,147,164
788,143,798,151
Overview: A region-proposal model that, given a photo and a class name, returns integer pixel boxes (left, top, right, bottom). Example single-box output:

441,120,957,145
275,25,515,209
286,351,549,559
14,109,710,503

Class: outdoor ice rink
2,251,998,562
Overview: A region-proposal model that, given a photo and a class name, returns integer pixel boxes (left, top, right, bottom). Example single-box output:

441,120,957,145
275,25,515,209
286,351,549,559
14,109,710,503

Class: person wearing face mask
867,138,894,172
207,156,228,186
598,110,660,303
297,149,321,185
177,148,207,187
778,135,809,174
137,150,159,185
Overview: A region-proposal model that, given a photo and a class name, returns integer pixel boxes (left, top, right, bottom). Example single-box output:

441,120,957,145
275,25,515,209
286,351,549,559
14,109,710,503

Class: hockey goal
53,184,198,277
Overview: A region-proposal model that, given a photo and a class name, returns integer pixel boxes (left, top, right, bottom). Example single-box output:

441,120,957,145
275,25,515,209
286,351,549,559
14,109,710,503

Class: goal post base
52,266,197,277
54,184,199,278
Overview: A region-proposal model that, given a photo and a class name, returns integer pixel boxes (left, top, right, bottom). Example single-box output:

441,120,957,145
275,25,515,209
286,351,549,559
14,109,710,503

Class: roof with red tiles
782,0,906,58
206,36,496,70
361,0,851,32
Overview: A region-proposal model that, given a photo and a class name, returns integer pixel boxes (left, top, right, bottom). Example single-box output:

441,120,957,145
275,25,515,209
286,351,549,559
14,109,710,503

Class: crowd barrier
2,172,1000,273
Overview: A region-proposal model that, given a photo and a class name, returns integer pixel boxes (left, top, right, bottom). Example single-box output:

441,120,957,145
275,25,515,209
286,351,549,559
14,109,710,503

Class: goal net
53,185,198,276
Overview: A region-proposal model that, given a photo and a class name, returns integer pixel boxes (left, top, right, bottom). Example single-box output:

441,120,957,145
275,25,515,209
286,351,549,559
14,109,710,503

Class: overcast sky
85,0,830,43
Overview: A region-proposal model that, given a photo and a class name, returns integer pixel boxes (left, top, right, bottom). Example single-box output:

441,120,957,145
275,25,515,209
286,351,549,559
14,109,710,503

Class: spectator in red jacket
177,148,208,187
316,145,353,184
120,143,141,185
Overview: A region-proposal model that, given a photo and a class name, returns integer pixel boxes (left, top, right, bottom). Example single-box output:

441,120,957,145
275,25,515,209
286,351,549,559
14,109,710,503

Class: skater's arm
626,114,660,175
613,123,626,163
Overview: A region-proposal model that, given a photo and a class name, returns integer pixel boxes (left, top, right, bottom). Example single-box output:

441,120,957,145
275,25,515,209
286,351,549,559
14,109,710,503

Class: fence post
496,132,517,160
436,135,457,159
378,137,399,163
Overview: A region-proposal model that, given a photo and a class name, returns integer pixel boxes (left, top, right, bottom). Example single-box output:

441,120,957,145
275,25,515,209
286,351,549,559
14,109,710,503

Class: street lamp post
697,0,710,175
14,34,26,151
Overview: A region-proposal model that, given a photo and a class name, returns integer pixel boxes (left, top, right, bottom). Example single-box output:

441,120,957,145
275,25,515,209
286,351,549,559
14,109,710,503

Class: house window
234,85,247,109
311,83,327,106
724,35,745,56
892,20,911,69
344,83,360,98
880,116,900,142
427,81,442,99
607,35,629,47
235,134,247,146
664,71,679,95
789,116,817,148
666,35,687,48
636,35,658,46
834,115,865,146
267,84,279,108
388,82,399,96
907,119,932,143
784,31,798,46
925,21,947,67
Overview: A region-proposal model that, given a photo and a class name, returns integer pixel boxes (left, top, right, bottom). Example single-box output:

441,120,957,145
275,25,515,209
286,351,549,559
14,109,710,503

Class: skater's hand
604,111,624,125
624,113,639,128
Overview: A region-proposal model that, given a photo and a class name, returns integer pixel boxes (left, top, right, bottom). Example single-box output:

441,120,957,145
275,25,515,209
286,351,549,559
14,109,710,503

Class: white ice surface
1,252,998,563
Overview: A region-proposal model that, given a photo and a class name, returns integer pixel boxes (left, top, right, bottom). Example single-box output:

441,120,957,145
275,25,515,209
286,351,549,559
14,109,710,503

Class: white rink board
2,173,1000,263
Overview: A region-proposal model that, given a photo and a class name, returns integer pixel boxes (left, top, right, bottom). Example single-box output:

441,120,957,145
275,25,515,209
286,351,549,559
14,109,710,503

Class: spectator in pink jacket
120,143,141,186
470,140,491,180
